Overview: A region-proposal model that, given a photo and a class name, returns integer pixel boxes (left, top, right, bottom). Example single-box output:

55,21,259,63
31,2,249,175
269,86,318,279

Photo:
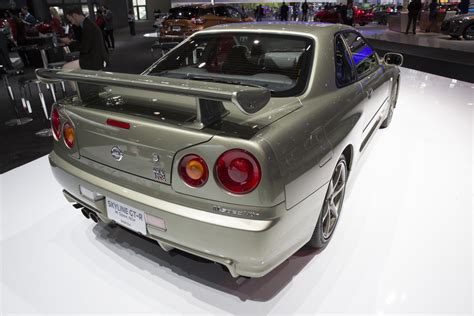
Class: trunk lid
65,96,212,184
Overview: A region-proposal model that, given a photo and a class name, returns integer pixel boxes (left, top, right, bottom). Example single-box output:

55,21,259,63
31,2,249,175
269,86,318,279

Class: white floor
1,68,473,314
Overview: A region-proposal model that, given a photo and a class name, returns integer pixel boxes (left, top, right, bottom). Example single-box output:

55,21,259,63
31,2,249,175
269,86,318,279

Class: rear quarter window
334,34,355,86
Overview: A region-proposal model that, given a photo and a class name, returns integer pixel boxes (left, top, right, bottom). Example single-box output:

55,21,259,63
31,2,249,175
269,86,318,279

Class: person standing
95,10,108,49
20,6,38,25
405,0,422,35
301,0,309,22
458,0,469,14
292,4,299,21
425,0,438,32
61,6,108,70
128,10,136,36
345,2,354,26
103,6,114,49
49,7,64,37
255,5,263,22
280,2,289,21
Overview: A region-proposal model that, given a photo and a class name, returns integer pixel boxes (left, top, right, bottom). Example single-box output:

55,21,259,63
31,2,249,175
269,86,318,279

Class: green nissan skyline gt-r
37,22,402,278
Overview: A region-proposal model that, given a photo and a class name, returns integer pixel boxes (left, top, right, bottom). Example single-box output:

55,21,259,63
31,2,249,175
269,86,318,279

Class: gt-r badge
153,167,166,182
111,146,124,161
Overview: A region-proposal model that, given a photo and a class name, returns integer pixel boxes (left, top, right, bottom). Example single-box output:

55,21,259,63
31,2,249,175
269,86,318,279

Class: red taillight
51,108,61,141
63,122,75,149
179,154,209,187
215,149,261,194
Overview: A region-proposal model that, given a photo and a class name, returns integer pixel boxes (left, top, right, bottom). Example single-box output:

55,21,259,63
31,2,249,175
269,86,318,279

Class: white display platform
1,68,472,314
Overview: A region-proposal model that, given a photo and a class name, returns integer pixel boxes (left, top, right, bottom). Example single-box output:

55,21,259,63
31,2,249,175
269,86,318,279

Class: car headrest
262,52,303,70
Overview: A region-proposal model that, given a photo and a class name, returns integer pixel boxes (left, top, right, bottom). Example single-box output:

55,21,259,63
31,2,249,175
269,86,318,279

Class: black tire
462,24,474,40
308,154,348,249
380,79,399,129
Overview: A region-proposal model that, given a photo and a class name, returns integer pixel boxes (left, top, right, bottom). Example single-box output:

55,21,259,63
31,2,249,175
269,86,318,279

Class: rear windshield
168,7,202,19
147,32,314,97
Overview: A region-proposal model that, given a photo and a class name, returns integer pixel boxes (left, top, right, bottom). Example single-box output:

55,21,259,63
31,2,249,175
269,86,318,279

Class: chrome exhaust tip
81,208,90,219
89,212,99,223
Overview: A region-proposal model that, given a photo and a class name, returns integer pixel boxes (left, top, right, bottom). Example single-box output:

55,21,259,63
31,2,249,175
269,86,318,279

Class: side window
214,7,228,17
342,32,378,77
227,7,243,19
335,35,355,86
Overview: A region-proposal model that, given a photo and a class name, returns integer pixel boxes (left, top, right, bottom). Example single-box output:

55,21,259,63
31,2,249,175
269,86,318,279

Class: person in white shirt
128,9,136,36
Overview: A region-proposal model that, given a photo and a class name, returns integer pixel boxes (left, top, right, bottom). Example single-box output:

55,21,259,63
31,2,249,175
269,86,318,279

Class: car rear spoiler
36,68,271,128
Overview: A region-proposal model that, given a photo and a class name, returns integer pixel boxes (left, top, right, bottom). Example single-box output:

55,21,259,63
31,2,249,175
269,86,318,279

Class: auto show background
0,0,472,313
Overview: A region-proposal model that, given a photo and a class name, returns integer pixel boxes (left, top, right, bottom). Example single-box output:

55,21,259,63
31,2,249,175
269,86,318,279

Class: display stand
1,66,33,127
35,81,53,138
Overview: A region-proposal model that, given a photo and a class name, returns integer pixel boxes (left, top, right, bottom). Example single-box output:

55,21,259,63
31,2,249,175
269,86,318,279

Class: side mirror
383,52,403,66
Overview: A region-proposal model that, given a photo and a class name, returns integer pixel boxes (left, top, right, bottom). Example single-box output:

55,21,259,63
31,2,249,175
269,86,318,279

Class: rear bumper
49,152,328,278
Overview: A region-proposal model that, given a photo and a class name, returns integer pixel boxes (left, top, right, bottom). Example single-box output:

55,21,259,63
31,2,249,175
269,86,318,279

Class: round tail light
51,108,61,141
179,154,208,187
63,122,75,149
215,149,261,194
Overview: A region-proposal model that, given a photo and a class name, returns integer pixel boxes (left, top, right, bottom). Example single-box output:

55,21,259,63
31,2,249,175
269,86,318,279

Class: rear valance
35,68,271,116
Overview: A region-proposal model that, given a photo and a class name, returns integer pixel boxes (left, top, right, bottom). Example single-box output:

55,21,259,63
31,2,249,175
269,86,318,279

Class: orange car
160,4,254,42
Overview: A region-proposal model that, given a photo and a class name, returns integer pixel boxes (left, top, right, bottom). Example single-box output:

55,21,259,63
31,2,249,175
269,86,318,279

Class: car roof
200,21,354,38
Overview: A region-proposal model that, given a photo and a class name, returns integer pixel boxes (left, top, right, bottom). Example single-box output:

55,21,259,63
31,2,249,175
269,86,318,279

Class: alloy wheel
321,159,347,240
465,25,474,40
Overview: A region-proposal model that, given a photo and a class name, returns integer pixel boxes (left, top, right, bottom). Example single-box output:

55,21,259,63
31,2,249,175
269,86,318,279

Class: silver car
37,23,402,278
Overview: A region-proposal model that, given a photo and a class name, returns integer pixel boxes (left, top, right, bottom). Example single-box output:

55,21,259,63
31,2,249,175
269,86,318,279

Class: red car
314,6,374,26
353,7,375,26
314,7,342,23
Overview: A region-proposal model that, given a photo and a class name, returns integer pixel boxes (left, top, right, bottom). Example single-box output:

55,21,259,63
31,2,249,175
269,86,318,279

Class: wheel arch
394,74,400,106
341,145,354,171
462,22,474,39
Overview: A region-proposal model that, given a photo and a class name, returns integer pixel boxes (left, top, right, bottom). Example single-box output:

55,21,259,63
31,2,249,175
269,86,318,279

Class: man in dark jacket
280,2,289,21
102,6,115,49
61,6,108,70
458,0,469,14
425,0,439,32
405,0,422,35
302,0,309,21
